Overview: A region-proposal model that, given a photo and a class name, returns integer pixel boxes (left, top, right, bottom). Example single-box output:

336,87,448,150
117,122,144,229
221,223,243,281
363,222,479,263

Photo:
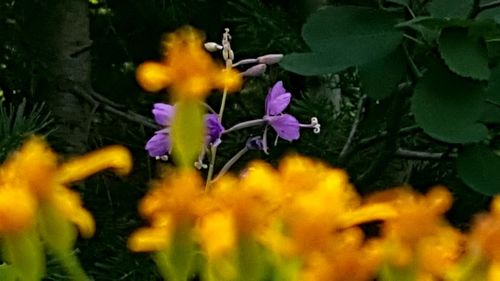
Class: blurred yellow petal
52,186,95,238
0,188,37,234
136,62,172,92
128,227,171,252
136,26,242,99
198,211,236,258
2,137,58,199
339,203,398,229
216,68,242,93
488,261,500,281
57,145,132,184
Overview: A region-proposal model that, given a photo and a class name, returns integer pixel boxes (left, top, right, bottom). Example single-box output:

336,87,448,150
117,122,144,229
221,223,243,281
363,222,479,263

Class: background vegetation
1,0,499,280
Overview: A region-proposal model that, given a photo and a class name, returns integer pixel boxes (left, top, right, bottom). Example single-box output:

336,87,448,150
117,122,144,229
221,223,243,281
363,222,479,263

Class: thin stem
205,145,217,191
395,148,455,160
339,95,366,162
403,34,425,46
403,43,422,79
223,119,266,134
480,0,500,11
212,146,249,183
218,88,229,119
486,98,500,107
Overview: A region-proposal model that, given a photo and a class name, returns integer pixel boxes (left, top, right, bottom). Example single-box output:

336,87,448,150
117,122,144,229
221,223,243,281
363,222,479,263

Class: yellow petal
339,203,398,229
51,186,95,238
57,145,132,184
136,61,172,92
488,261,500,281
0,187,37,234
198,211,236,258
128,226,171,252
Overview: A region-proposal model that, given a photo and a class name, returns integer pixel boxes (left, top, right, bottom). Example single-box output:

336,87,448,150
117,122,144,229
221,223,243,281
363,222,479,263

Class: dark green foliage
2,0,500,280
457,145,500,196
0,99,53,162
281,6,403,76
411,63,488,144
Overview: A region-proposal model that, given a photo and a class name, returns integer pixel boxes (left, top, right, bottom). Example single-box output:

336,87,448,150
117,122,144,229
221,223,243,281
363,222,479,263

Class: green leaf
171,101,205,168
302,6,402,63
280,52,355,76
486,64,500,104
281,6,403,76
411,64,488,143
457,145,500,195
359,48,405,99
438,27,490,80
428,0,473,19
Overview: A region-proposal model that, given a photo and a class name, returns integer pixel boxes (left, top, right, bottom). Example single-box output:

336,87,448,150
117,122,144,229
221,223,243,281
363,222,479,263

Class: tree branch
74,85,159,129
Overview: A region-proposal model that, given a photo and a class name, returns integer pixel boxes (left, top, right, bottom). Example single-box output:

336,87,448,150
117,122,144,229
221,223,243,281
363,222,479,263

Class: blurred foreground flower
145,103,224,160
136,26,242,99
0,137,132,281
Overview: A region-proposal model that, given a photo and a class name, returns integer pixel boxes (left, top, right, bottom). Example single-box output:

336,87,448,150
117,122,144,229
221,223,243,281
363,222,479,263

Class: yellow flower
465,196,500,281
0,137,132,237
129,169,205,252
365,186,460,279
300,229,382,281
136,26,242,99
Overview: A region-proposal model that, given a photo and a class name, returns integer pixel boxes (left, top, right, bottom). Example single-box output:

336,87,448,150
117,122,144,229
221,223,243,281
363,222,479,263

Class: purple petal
205,114,224,144
152,103,175,126
145,132,171,157
268,114,300,141
265,81,291,116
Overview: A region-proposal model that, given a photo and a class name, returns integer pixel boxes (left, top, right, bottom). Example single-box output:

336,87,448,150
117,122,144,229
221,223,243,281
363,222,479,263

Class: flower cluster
129,154,500,281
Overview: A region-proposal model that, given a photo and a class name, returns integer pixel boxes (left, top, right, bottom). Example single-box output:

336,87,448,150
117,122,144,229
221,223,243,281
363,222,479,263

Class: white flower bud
204,42,223,52
257,54,284,65
241,64,267,77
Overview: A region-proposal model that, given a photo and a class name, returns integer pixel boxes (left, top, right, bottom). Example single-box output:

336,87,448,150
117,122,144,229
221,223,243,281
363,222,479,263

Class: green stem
206,87,229,189
222,119,266,134
212,146,249,183
53,250,90,281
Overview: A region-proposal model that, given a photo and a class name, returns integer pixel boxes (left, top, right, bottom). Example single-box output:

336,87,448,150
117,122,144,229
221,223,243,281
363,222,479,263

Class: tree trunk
23,0,92,154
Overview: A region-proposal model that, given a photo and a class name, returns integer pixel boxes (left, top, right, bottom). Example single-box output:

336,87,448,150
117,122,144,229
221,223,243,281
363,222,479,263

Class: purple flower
205,114,225,146
145,103,224,158
263,81,300,141
152,103,174,126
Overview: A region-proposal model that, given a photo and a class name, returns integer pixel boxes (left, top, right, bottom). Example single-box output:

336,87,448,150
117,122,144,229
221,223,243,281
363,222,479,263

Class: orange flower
129,169,205,252
136,26,242,99
0,137,132,237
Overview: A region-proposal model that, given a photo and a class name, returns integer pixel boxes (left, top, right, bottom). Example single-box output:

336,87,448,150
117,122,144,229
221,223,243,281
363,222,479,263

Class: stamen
299,117,321,133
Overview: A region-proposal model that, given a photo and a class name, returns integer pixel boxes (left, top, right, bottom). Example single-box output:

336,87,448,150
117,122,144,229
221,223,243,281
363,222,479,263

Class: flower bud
204,42,223,52
257,54,284,65
241,64,267,77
